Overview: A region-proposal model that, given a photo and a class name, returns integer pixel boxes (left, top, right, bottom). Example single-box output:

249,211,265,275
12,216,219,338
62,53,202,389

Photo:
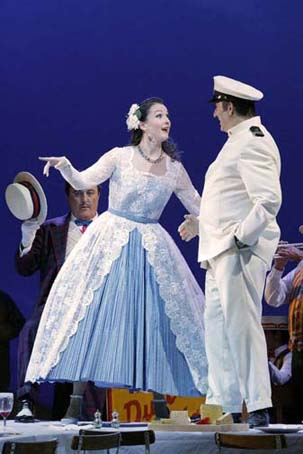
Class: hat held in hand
5,172,47,224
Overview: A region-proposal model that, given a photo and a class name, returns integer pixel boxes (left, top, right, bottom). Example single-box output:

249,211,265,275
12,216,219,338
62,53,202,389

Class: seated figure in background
265,242,303,423
264,321,292,386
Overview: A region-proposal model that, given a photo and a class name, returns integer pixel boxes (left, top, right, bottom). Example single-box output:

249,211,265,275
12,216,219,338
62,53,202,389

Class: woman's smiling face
140,103,171,143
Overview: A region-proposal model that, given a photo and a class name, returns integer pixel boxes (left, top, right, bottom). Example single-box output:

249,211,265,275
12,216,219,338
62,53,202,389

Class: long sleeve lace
56,147,118,189
174,163,201,216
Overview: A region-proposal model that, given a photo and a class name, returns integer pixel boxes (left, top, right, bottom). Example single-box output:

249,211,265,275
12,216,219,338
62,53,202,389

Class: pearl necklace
137,145,164,164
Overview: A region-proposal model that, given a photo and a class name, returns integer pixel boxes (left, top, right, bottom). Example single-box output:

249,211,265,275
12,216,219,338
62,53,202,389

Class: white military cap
209,75,264,103
5,171,47,224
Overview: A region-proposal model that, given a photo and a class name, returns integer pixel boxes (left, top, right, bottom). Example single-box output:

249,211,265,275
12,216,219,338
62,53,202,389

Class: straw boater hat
5,172,47,224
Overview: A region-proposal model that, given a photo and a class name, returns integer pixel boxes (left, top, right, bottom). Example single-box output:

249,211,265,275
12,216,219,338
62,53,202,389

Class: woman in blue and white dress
26,97,208,397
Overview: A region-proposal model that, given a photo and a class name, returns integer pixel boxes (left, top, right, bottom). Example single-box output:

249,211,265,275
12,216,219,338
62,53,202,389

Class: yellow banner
107,389,205,422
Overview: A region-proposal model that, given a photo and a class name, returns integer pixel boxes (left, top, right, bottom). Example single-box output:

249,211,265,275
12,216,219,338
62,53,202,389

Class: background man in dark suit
16,182,101,420
0,289,25,391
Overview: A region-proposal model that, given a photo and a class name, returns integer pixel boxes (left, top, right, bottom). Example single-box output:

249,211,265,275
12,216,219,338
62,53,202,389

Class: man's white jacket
198,116,282,269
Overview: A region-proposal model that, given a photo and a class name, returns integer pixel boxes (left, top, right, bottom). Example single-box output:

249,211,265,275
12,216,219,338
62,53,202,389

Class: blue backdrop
1,0,302,390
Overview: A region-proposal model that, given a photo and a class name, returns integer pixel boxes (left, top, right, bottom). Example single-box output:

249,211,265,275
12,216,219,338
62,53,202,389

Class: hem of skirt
32,377,203,397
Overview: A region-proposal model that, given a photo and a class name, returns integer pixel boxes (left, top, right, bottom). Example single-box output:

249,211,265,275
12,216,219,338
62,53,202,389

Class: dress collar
227,116,261,138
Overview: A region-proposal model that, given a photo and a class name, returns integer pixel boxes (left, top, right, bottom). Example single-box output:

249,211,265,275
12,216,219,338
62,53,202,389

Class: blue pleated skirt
47,228,201,396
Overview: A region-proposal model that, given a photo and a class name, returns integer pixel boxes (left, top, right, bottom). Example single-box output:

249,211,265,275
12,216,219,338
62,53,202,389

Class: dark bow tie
74,219,93,227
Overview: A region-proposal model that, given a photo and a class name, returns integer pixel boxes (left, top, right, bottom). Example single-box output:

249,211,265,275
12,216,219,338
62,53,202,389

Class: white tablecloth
0,421,303,453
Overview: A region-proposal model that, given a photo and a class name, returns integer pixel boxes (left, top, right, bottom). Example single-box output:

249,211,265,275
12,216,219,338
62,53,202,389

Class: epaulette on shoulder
249,126,264,137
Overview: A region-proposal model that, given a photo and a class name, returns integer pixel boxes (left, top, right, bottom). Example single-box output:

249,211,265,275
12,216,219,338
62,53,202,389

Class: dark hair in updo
129,97,181,161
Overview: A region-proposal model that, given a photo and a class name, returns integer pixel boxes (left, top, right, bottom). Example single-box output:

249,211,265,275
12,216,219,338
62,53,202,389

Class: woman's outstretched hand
178,214,199,241
39,156,65,177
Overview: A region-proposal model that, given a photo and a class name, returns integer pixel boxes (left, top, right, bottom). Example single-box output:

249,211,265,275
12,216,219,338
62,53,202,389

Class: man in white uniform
179,76,282,427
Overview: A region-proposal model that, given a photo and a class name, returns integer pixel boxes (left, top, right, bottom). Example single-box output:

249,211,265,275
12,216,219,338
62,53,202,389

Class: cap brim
208,92,231,104
13,172,47,224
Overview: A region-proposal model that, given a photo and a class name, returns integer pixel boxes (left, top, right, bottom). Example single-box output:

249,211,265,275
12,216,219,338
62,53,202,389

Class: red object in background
196,416,211,425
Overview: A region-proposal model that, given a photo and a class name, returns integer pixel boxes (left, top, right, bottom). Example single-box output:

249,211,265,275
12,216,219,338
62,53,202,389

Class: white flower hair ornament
126,103,142,131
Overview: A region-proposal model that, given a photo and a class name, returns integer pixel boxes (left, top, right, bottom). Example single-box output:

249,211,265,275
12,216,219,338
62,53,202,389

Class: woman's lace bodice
57,146,201,218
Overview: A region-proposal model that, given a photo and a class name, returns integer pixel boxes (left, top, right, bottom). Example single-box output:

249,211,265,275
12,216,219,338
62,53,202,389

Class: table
0,421,303,453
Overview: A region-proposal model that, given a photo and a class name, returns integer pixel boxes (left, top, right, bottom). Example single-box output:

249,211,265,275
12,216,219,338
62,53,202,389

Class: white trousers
205,248,272,413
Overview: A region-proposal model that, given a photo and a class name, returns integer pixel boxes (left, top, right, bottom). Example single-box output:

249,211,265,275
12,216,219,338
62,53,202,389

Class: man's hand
21,219,41,248
39,156,66,177
178,214,199,242
274,241,303,270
